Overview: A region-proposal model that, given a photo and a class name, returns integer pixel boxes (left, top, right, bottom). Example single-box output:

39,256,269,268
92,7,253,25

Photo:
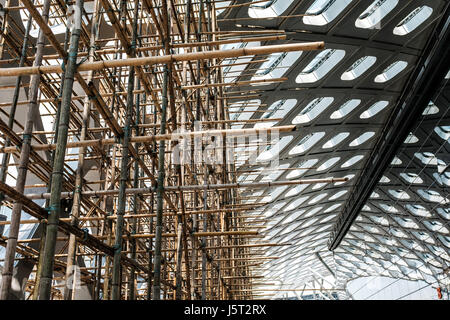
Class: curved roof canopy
218,0,450,299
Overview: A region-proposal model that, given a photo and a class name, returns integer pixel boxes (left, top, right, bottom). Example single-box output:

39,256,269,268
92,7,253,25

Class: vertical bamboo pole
201,165,208,299
152,0,170,300
129,78,142,302
152,63,168,300
0,0,11,60
38,0,85,300
34,12,71,300
64,0,100,300
0,16,32,202
34,14,73,299
147,91,154,301
111,0,139,300
103,212,113,299
0,0,51,300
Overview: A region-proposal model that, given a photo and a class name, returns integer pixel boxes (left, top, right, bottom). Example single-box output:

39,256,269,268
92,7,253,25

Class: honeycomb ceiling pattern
217,0,450,299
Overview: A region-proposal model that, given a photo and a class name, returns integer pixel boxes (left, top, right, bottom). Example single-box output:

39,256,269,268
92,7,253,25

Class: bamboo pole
152,0,170,300
0,42,324,76
64,0,101,301
0,125,295,153
129,25,144,301
0,0,51,300
38,0,85,300
0,16,32,203
23,177,348,200
111,0,140,301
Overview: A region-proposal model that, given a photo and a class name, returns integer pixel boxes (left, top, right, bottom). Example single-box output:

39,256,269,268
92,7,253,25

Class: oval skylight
286,159,319,179
248,0,295,18
308,193,328,205
324,203,342,213
414,152,444,166
283,210,307,224
374,61,408,83
251,51,302,85
434,126,450,142
283,196,310,212
379,203,398,213
437,208,450,220
355,0,399,29
255,99,297,129
423,220,448,233
360,100,389,119
303,0,354,26
289,132,325,155
317,157,341,171
292,97,334,124
417,189,449,204
322,132,349,149
296,49,346,83
405,204,431,218
284,184,308,198
330,99,361,119
393,6,433,36
393,217,419,229
329,190,348,201
388,189,410,200
434,172,450,187
341,155,364,168
312,182,326,190
341,56,377,81
349,131,376,147
399,172,423,184
221,41,260,83
229,99,261,129
260,163,290,182
257,135,293,162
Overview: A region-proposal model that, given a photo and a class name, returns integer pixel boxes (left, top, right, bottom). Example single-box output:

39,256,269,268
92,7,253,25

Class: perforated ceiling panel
218,0,450,299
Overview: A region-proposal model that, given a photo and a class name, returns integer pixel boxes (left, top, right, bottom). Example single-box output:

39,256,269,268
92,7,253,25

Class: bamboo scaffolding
0,0,326,301
0,0,52,300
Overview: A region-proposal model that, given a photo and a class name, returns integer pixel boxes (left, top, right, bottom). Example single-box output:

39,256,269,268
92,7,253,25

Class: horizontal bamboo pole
18,230,259,243
6,35,285,64
0,42,324,76
13,118,282,136
0,125,295,153
23,177,348,200
0,206,266,225
46,242,289,257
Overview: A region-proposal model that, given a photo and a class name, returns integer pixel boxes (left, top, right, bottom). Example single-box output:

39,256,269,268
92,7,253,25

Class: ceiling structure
0,0,447,300
217,0,450,299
